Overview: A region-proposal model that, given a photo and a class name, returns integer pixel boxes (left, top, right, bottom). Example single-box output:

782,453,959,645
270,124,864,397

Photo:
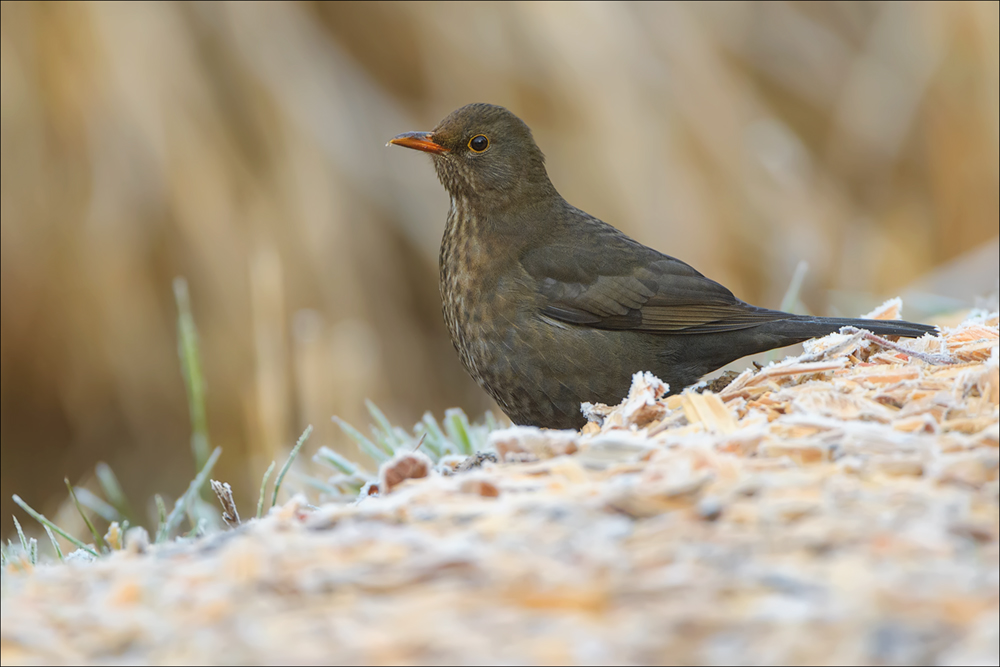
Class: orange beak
387,131,450,155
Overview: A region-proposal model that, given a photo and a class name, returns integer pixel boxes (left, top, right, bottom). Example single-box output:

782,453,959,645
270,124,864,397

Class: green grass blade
12,495,99,558
174,277,211,471
329,473,367,496
444,408,474,456
12,516,38,565
296,473,339,496
65,479,106,553
333,416,390,465
12,515,29,554
485,411,499,432
256,461,276,519
43,525,64,562
392,426,411,446
160,446,222,543
72,487,119,523
410,425,437,459
184,517,208,539
119,520,131,542
271,425,312,508
154,494,168,542
313,446,361,476
95,462,135,523
365,400,402,455
184,500,197,535
420,412,448,456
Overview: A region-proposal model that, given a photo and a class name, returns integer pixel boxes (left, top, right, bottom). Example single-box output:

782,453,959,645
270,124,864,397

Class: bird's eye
468,135,490,153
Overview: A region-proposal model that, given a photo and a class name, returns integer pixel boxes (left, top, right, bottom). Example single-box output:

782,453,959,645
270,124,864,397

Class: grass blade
72,487,119,523
296,473,339,496
187,517,208,538
329,473,367,496
159,446,222,543
411,425,438,459
256,461,276,519
174,277,211,471
154,494,168,541
485,411,500,432
420,412,448,457
444,408,474,456
12,516,37,565
65,479,106,553
43,525,64,562
271,425,312,508
12,495,99,558
365,400,401,456
333,416,390,465
392,426,410,445
12,516,29,554
313,446,361,476
95,462,135,524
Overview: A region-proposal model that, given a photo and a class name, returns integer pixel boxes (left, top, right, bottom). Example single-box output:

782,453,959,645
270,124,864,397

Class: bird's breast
439,197,528,398
440,198,496,340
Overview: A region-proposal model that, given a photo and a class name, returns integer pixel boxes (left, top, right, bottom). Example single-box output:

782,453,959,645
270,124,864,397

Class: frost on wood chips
2,303,998,665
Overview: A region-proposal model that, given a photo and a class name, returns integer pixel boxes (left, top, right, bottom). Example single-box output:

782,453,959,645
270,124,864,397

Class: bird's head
389,103,555,210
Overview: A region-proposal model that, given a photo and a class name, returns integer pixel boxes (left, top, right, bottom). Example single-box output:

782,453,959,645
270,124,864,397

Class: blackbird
389,103,935,429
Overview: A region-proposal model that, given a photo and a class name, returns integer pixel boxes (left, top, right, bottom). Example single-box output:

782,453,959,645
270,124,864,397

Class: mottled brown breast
439,196,525,415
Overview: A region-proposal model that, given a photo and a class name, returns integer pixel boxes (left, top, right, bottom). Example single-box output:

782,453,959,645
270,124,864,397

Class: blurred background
2,1,998,537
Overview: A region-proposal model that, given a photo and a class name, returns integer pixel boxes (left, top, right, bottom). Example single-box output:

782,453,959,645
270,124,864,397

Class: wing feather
522,231,787,335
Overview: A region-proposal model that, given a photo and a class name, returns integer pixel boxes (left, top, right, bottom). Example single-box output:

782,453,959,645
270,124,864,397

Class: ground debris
2,308,998,665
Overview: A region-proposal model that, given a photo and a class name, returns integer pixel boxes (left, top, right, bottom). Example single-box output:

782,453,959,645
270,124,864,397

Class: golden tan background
2,1,998,536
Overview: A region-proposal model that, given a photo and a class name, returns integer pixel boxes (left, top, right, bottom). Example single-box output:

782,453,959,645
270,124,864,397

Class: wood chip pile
2,302,998,665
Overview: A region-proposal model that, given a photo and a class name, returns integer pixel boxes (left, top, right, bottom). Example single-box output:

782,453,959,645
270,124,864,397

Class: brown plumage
389,104,935,429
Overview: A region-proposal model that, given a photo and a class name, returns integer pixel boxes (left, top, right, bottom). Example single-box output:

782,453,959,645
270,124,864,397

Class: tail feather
784,316,936,339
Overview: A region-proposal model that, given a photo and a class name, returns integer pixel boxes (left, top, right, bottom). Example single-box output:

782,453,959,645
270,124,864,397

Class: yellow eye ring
468,135,490,153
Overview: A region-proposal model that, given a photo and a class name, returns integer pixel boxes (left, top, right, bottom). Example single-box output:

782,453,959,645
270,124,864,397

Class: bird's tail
777,315,937,340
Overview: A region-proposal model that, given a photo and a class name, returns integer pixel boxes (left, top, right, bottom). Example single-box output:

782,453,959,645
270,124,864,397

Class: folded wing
522,234,789,335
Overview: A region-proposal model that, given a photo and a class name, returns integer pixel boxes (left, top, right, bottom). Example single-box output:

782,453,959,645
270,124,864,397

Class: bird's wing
521,233,788,335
